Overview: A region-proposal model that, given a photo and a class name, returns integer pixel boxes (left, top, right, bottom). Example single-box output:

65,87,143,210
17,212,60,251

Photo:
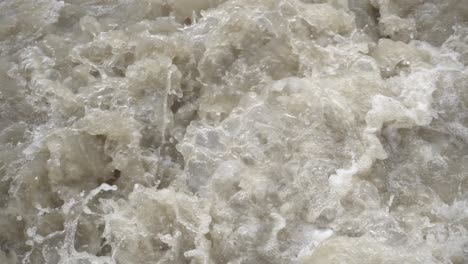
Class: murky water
1,0,468,263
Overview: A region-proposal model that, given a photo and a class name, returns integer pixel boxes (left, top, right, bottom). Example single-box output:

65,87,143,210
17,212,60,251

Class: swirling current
1,0,468,263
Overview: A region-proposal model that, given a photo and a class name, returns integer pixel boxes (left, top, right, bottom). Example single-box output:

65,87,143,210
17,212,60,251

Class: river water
1,0,468,263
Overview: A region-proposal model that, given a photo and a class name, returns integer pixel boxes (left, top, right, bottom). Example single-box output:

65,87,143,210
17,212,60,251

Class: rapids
0,0,468,263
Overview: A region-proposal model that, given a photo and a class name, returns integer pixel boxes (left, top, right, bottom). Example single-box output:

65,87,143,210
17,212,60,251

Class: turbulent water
1,0,468,263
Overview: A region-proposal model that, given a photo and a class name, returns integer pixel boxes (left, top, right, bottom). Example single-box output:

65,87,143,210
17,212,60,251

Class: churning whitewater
1,0,468,263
